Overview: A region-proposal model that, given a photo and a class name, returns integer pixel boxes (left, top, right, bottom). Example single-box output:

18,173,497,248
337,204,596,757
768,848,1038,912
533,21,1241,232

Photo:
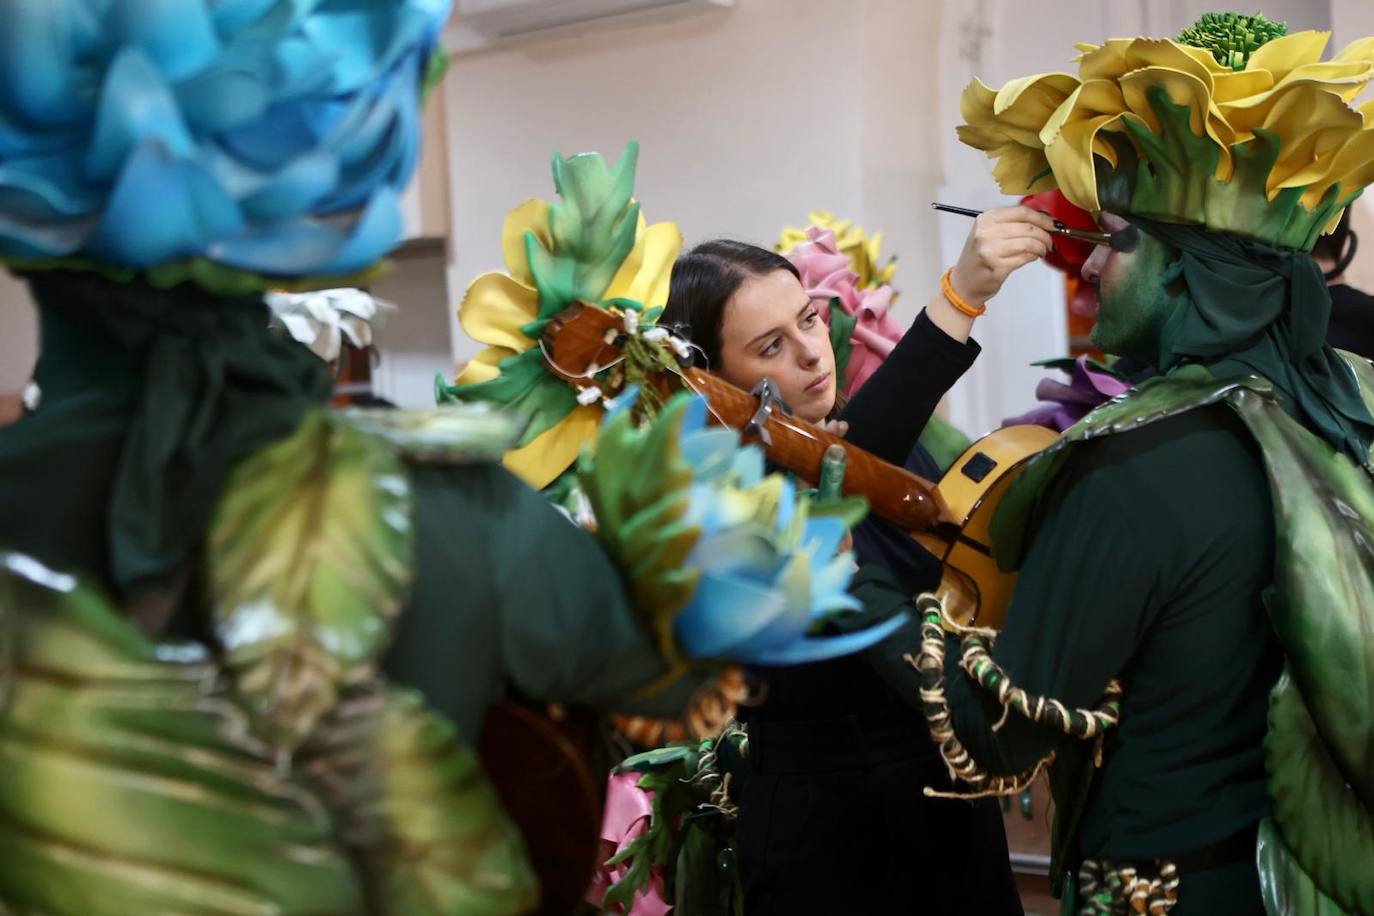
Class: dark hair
660,239,801,370
1312,208,1358,280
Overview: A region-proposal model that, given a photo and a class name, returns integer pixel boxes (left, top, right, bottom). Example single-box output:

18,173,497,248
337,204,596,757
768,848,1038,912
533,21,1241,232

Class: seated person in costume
904,13,1374,916
657,209,1053,915
1313,209,1374,357
0,4,905,914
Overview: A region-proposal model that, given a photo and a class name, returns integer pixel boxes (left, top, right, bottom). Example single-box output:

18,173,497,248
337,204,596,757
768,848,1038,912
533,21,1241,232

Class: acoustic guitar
543,301,1057,630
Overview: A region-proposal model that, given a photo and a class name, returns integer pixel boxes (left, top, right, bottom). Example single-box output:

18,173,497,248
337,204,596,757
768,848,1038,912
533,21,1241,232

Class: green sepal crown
1096,88,1358,250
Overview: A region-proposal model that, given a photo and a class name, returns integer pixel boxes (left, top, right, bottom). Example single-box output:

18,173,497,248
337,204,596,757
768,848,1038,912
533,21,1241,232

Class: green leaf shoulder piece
990,365,1269,570
337,404,526,465
986,360,1374,914
300,683,538,916
1263,673,1374,915
207,408,416,754
0,553,365,915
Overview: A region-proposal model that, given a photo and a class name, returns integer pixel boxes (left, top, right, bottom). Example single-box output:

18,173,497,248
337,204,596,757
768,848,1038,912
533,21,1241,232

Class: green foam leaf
208,410,415,753
578,395,701,669
527,141,642,318
440,348,578,448
827,298,856,388
0,554,365,913
1263,673,1374,914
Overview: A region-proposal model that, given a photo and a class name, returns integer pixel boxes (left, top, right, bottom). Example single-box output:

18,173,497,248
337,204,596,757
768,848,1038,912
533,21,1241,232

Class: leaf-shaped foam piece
0,552,365,914
208,410,414,753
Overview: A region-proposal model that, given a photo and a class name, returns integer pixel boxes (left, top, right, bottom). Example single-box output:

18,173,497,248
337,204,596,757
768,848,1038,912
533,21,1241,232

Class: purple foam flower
1003,355,1131,432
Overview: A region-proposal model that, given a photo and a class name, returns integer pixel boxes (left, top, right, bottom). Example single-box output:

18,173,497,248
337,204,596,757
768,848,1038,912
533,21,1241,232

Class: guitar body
478,701,605,915
914,424,1059,630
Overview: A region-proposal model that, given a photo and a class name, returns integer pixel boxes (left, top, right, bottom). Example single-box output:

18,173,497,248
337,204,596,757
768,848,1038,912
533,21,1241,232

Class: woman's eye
761,338,782,357
801,311,819,329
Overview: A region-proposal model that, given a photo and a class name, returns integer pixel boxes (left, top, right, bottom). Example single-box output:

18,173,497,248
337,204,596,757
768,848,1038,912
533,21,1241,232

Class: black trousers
736,710,1024,915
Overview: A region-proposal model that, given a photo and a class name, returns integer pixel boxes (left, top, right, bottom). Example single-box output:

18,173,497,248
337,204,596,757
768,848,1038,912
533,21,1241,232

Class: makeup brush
932,202,1131,251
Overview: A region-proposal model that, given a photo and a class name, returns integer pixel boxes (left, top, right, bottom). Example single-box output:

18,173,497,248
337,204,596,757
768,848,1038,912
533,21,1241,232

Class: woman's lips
805,372,831,393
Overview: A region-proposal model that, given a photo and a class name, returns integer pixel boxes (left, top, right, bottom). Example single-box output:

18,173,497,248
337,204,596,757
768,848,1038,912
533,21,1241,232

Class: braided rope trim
1077,859,1179,915
907,595,1123,801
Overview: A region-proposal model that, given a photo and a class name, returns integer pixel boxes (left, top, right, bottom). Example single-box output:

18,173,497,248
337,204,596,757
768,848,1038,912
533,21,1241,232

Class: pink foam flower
785,227,904,397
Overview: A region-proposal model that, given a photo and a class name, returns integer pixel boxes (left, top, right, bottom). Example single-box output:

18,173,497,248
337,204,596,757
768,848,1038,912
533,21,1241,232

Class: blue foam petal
211,183,401,274
674,573,788,660
85,49,196,183
800,515,847,567
88,141,242,266
0,150,102,216
240,149,340,221
742,613,908,666
107,0,220,83
0,1,86,125
174,44,276,134
208,0,281,40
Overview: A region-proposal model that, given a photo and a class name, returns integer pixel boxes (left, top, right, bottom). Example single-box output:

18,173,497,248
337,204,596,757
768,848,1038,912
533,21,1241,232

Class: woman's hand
949,206,1056,306
925,206,1056,343
818,419,849,438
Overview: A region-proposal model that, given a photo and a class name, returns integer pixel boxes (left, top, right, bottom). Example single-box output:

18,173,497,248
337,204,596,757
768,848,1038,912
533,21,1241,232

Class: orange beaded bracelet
940,268,987,318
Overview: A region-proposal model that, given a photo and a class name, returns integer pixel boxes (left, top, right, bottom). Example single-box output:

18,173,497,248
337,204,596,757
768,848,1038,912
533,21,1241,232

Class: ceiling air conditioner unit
447,0,735,53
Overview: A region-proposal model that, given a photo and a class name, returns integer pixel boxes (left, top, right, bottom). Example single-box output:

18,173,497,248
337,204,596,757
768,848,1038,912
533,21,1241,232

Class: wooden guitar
543,302,1057,630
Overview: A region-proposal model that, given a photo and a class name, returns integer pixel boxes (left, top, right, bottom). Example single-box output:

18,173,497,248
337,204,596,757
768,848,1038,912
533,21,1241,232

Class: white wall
0,271,37,396
446,0,880,356
1332,0,1374,292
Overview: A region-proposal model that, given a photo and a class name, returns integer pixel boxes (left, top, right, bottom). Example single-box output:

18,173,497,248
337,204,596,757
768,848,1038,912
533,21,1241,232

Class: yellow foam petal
501,404,602,490
605,219,683,310
992,73,1079,147
1332,36,1374,67
1246,30,1331,83
1124,38,1222,89
1210,68,1274,104
1077,39,1132,81
455,345,518,386
1302,127,1374,209
988,142,1057,196
501,199,553,287
1263,88,1364,193
458,271,541,352
1046,112,1125,213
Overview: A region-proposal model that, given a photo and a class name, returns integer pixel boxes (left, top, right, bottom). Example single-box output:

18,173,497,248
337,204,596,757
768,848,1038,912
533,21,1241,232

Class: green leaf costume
945,13,1374,914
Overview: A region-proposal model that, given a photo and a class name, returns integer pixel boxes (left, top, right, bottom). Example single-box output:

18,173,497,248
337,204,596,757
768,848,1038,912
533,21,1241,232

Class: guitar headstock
542,302,634,382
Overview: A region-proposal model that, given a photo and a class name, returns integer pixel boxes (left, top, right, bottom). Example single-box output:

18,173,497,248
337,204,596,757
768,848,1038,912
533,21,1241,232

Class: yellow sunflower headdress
439,142,683,488
959,12,1374,250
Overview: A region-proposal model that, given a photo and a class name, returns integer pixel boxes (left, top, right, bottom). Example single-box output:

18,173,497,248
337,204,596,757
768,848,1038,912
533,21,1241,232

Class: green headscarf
1136,217,1374,466
19,271,332,598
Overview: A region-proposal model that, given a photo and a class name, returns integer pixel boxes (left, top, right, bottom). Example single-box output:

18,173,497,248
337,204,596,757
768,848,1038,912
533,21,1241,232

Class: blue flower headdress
0,0,450,292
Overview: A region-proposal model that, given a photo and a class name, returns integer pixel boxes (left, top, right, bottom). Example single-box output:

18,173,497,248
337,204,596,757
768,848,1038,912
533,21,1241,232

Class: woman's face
717,268,836,423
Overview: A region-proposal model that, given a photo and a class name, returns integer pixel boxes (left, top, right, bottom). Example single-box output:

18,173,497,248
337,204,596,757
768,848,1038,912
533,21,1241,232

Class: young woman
660,206,1055,915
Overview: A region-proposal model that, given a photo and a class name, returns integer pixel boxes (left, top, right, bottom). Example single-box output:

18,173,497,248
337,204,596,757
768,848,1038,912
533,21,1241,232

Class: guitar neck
679,367,955,536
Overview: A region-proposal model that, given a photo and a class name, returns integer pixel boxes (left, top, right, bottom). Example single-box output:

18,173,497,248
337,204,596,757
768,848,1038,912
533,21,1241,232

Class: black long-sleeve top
741,308,980,722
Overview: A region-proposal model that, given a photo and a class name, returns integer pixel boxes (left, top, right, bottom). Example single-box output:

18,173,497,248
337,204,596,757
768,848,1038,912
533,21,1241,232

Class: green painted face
1085,213,1184,365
